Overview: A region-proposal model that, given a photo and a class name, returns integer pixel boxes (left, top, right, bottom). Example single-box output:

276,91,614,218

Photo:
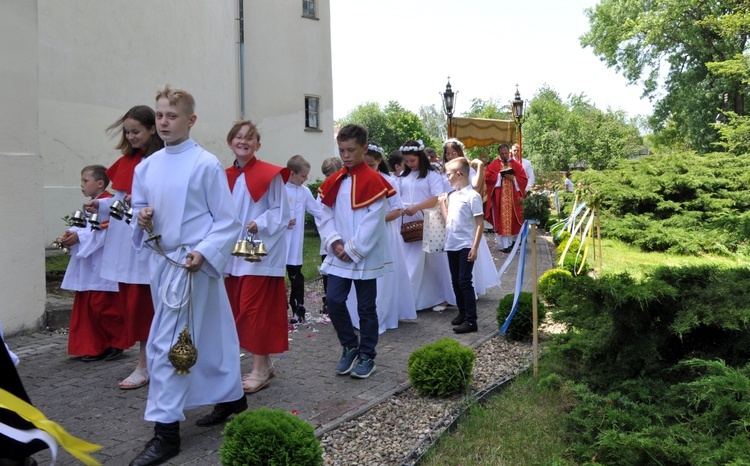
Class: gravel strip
319,335,535,465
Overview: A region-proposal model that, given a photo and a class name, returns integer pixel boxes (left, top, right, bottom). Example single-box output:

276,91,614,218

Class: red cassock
225,157,291,354
484,158,528,236
106,151,155,345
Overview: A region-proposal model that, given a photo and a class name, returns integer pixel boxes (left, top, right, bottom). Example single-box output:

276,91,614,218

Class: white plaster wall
0,1,46,333
38,0,239,242
244,0,336,182
37,0,335,243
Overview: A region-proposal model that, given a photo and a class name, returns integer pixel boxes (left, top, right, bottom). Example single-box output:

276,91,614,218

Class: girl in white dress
442,138,500,296
398,139,455,311
347,142,417,333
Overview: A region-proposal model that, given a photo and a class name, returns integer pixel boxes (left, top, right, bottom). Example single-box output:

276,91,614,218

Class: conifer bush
408,338,476,397
220,408,322,466
538,268,574,305
497,292,544,341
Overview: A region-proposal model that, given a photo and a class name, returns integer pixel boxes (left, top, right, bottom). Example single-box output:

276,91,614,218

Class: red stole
226,156,290,202
106,152,143,194
484,158,527,234
318,162,395,209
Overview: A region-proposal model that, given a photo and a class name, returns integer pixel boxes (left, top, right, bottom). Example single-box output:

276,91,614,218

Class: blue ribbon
498,221,530,335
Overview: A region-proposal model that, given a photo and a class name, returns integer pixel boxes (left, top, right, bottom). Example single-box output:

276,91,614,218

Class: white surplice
131,139,243,423
225,173,290,278
285,183,322,266
99,190,152,285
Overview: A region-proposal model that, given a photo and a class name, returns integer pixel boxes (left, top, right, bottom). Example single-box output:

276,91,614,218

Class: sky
330,0,656,121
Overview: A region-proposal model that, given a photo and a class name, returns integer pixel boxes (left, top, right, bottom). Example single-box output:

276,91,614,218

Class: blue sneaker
350,355,376,379
335,347,359,375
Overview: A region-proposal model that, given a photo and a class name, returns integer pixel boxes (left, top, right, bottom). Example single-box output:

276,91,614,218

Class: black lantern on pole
440,78,457,137
511,85,525,161
512,86,524,121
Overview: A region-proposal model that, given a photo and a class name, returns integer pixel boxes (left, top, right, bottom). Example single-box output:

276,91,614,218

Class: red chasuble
484,157,528,235
226,156,290,200
106,151,143,195
318,161,396,209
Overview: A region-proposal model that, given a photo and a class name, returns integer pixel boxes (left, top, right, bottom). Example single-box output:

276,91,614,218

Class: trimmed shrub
408,338,476,397
220,408,322,466
497,292,544,341
538,269,574,306
522,192,551,228
556,237,590,276
552,229,570,246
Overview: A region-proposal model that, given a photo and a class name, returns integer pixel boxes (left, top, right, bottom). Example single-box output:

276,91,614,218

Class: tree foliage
580,0,750,153
337,101,437,152
523,85,644,171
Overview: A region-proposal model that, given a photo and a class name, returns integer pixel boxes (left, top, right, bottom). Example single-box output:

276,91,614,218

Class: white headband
367,144,384,155
399,139,425,152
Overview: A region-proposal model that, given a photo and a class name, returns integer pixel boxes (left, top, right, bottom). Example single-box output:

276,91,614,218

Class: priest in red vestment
484,144,528,253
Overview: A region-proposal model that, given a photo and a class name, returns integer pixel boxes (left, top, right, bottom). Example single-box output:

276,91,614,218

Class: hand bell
71,210,87,228
255,240,268,256
89,213,101,230
109,200,125,220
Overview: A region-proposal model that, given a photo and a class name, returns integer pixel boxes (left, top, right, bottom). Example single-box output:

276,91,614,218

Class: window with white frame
302,0,316,18
305,96,320,130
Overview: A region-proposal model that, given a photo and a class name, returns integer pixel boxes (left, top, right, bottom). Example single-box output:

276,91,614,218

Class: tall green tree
581,0,750,153
523,85,644,171
337,101,436,152
418,104,447,144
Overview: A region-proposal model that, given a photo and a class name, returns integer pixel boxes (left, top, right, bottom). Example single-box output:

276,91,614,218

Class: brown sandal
242,370,272,394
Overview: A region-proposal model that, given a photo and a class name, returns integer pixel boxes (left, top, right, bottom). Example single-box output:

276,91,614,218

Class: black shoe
195,396,247,427
295,305,307,323
451,314,466,326
453,321,478,334
104,347,124,361
81,349,108,362
129,435,180,466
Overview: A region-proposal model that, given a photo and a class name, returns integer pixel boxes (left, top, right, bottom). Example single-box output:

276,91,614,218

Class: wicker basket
400,216,423,243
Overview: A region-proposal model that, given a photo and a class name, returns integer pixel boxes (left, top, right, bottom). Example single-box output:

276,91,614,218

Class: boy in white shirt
439,157,484,334
284,155,322,323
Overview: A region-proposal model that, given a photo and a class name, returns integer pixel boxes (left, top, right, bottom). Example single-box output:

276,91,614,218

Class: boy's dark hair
227,120,261,145
82,164,110,188
337,124,368,146
497,143,510,152
106,105,164,157
399,139,436,179
388,151,403,172
287,154,311,173
366,141,390,175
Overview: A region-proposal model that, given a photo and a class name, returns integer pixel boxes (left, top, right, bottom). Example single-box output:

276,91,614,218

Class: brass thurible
168,326,198,375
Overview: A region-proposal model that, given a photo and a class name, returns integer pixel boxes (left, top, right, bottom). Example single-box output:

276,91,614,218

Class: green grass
46,253,70,272
422,372,576,466
596,237,750,279
422,239,750,465
300,229,322,282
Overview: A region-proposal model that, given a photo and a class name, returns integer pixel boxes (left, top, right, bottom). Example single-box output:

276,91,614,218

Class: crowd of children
47,82,530,465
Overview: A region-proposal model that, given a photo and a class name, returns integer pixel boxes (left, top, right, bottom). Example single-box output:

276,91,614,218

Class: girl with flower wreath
442,138,499,297
347,142,417,332
398,139,455,311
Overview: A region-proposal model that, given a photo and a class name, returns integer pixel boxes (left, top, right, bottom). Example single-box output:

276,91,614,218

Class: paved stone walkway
7,232,555,465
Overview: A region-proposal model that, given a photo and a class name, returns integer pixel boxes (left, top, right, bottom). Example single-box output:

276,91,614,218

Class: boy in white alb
285,155,322,323
317,124,395,379
60,165,124,360
439,157,484,334
129,86,243,466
